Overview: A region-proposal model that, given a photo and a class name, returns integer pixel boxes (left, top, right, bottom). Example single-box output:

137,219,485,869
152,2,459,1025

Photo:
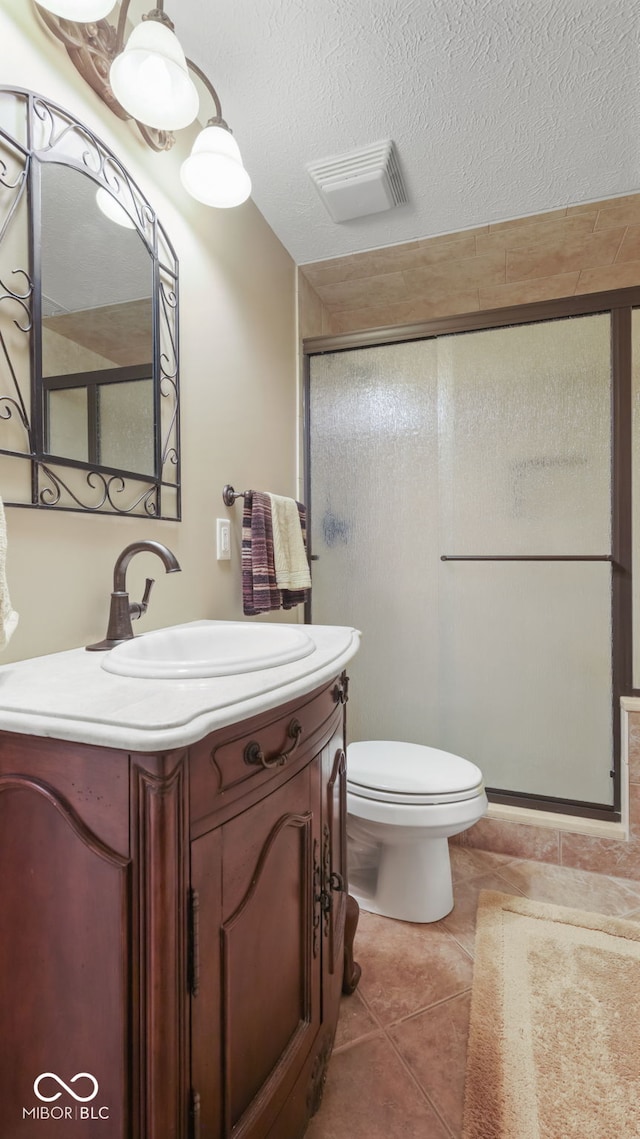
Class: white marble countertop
0,621,360,751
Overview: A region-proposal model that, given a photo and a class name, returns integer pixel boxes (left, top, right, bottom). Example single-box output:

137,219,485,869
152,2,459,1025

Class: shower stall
305,294,640,820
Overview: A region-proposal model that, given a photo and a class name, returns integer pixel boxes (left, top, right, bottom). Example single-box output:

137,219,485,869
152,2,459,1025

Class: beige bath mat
462,890,640,1139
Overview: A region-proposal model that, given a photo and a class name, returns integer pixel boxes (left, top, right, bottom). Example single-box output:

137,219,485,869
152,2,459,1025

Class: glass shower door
308,312,615,809
437,315,613,805
308,340,441,746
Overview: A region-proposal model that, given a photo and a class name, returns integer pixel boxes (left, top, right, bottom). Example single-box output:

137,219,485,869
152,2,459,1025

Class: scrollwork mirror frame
0,86,180,518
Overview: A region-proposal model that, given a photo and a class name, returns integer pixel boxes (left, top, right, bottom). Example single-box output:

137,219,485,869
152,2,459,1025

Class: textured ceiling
175,1,636,265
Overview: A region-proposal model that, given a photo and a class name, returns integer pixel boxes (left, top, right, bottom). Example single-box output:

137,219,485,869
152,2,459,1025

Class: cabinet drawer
190,677,345,829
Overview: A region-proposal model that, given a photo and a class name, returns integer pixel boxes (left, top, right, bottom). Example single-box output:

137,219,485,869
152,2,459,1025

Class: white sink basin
101,621,316,680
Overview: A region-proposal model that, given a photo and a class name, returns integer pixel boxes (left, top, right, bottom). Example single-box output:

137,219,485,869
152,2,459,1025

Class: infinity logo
33,1073,99,1103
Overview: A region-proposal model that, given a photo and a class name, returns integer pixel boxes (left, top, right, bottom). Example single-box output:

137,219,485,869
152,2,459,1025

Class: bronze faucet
86,540,181,652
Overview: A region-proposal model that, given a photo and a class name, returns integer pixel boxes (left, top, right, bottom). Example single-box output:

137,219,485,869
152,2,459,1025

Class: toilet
346,740,487,923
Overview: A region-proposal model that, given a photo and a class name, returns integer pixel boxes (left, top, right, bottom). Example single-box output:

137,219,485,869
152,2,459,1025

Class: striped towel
242,492,310,615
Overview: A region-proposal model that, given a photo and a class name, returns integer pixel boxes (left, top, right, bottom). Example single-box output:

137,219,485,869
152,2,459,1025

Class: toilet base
350,834,454,923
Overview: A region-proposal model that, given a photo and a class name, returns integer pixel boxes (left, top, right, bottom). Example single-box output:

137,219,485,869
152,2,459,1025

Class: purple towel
242,492,309,615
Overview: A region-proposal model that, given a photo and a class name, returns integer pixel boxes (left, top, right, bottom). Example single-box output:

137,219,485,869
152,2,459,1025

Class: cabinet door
190,760,321,1139
0,776,130,1137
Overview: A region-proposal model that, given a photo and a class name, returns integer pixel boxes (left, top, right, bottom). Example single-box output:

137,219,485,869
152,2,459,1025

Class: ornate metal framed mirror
0,87,180,518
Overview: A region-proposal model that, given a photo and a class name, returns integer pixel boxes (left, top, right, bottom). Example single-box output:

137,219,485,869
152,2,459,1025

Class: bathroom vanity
0,621,360,1139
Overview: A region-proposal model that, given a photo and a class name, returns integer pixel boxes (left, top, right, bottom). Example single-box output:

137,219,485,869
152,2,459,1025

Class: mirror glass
0,87,180,519
40,164,155,477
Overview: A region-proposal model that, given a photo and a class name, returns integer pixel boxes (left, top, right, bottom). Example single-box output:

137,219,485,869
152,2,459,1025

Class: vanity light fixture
179,84,252,209
109,10,199,131
33,0,252,208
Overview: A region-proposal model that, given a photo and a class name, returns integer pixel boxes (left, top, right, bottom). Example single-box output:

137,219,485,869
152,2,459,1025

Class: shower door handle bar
440,554,620,564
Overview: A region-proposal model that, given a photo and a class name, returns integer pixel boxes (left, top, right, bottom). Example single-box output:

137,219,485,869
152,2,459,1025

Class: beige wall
0,4,298,663
299,196,640,338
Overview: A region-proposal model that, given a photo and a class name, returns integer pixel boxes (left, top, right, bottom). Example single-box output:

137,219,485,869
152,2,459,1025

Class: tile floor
306,845,640,1139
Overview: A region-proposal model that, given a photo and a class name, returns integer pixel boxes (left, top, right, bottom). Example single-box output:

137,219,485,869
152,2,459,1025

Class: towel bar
222,485,250,506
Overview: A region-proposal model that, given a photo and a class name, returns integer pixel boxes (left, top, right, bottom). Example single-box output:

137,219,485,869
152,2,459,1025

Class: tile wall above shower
299,193,640,339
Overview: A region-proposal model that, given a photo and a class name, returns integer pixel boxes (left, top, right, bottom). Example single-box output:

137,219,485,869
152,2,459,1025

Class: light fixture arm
184,57,228,132
113,0,133,54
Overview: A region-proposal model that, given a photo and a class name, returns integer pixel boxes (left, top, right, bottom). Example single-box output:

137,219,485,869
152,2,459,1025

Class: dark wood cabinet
0,672,357,1139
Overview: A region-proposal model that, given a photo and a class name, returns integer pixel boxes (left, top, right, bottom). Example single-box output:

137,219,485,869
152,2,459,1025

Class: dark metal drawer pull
332,675,350,705
244,718,303,769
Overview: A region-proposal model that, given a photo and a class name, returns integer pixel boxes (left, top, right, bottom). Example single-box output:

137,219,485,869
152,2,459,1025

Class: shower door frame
303,285,640,822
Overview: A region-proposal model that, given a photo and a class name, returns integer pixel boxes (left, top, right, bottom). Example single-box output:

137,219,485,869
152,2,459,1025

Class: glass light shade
180,125,252,208
109,19,199,130
95,186,136,229
36,0,114,16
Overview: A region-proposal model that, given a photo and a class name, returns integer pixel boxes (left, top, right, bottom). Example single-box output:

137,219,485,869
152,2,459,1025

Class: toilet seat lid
347,740,483,801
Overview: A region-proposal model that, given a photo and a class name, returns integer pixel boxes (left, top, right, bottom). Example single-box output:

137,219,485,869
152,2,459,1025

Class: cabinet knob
244,718,303,770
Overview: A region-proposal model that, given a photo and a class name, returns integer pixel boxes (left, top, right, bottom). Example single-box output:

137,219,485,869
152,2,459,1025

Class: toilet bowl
346,740,487,923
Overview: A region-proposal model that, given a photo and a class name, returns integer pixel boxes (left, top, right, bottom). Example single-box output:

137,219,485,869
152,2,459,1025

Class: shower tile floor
305,846,640,1139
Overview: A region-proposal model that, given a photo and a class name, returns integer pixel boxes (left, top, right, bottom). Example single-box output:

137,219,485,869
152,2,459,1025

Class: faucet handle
130,577,155,621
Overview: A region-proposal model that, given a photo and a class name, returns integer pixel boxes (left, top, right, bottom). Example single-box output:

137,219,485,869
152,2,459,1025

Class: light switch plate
216,518,231,560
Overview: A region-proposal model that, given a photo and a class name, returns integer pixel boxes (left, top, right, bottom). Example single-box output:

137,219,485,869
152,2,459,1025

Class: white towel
268,494,312,591
0,495,18,649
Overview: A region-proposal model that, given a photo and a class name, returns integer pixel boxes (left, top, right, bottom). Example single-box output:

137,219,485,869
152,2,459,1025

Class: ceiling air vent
307,140,407,223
